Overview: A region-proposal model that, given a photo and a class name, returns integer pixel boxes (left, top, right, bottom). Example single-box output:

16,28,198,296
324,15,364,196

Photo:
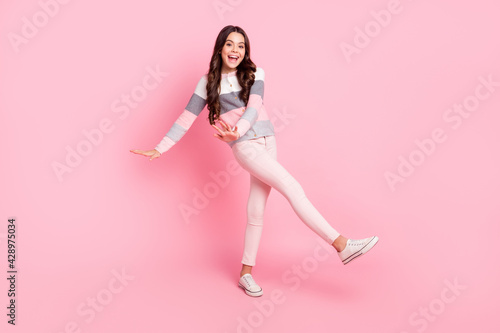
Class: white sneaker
238,273,263,297
338,236,379,265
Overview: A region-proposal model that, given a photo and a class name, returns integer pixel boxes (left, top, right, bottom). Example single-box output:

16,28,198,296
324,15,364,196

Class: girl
130,25,379,297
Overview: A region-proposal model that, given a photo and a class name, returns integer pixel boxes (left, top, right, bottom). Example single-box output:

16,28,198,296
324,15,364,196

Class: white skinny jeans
231,135,341,266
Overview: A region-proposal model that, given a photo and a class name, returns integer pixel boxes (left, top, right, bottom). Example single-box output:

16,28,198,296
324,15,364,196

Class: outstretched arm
154,75,208,154
130,75,207,160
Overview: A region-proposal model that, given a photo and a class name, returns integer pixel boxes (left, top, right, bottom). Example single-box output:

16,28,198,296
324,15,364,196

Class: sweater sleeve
234,67,265,138
154,75,207,154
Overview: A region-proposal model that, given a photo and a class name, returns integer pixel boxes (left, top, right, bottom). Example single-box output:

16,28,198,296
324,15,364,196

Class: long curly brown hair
206,25,257,125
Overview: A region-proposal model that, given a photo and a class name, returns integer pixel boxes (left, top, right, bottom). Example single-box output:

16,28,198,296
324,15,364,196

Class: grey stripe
228,120,275,147
219,91,245,114
185,93,206,116
218,80,264,114
240,106,258,125
165,122,187,142
249,80,264,98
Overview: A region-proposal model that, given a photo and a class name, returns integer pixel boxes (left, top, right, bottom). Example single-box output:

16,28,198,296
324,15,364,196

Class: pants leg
240,136,277,266
232,135,341,266
240,176,272,266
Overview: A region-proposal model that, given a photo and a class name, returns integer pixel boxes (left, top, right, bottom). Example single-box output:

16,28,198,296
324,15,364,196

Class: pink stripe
219,107,245,127
248,94,262,107
236,119,251,137
220,100,267,136
155,136,176,154
175,109,197,129
163,136,176,147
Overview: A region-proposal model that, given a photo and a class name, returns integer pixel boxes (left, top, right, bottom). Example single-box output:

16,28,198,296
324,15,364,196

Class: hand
129,149,161,161
211,119,240,142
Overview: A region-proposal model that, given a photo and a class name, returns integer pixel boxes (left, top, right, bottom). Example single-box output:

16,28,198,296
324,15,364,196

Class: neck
221,67,237,75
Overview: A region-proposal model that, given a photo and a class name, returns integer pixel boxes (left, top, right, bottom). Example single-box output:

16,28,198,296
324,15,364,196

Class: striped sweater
154,67,275,154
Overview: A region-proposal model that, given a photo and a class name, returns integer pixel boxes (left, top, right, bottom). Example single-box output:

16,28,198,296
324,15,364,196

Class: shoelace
349,239,366,246
243,275,256,287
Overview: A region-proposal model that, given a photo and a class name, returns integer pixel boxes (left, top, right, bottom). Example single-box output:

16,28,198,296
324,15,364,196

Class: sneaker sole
342,236,379,265
238,282,263,297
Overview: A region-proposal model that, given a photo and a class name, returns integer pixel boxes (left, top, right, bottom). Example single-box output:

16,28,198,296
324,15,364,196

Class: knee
247,205,265,225
247,200,267,214
247,212,265,225
281,180,307,203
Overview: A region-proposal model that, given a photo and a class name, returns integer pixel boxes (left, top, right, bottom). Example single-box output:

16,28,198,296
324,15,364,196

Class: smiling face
220,32,246,74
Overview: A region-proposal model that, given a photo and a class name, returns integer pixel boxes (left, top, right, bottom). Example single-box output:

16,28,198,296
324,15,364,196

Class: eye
226,43,232,47
239,45,244,49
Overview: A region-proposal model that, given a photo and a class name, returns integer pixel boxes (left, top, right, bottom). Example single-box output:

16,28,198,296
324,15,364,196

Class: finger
220,123,231,134
211,124,224,135
222,121,231,132
219,120,229,130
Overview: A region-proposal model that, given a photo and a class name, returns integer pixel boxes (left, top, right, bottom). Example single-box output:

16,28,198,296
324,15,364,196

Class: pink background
1,0,499,332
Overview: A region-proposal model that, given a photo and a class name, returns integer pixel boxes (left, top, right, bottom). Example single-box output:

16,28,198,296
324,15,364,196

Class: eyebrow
226,39,245,44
